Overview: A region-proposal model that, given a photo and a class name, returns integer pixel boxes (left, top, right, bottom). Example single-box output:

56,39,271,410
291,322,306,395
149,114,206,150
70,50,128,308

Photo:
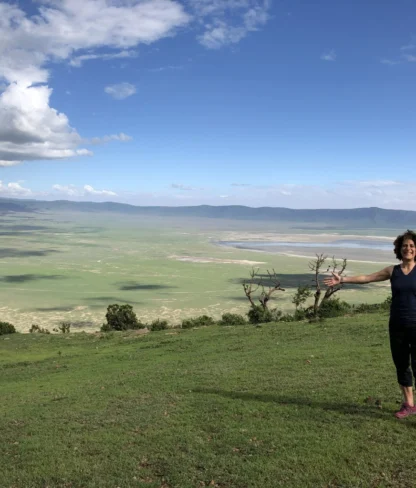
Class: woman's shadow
192,387,405,422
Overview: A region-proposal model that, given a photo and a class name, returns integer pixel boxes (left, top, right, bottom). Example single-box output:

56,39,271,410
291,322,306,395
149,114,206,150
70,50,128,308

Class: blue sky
0,0,415,208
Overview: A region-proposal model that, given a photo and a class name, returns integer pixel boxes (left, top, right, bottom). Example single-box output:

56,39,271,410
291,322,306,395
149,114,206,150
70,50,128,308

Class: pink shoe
394,402,416,419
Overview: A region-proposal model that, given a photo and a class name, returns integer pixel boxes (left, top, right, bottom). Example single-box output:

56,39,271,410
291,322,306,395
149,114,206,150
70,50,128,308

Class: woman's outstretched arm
323,266,393,287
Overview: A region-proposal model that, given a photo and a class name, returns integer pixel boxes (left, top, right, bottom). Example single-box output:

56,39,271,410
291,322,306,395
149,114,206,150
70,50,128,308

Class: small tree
243,268,285,309
103,304,144,331
242,268,285,324
219,313,247,326
29,324,51,334
59,322,71,334
0,321,16,335
150,319,169,331
292,285,312,310
308,254,347,321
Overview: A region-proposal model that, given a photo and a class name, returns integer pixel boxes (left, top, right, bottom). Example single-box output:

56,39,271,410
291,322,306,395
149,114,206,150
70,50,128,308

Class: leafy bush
318,298,351,319
102,304,144,331
292,285,312,309
100,322,112,332
279,313,298,322
181,315,216,329
247,305,282,324
219,313,247,325
150,319,169,331
0,321,16,335
29,324,51,334
59,322,71,333
353,296,392,314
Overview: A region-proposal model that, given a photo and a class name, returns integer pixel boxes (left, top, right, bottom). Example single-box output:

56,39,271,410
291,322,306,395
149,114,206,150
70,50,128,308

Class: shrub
100,322,112,332
318,298,351,319
0,321,16,335
292,285,312,309
29,324,51,334
181,315,216,329
247,305,282,324
150,319,169,331
103,304,144,331
279,313,297,322
59,322,71,333
294,308,308,321
219,313,247,326
353,296,392,314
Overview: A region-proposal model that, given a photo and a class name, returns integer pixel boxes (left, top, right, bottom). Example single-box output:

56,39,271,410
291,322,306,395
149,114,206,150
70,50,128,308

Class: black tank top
390,264,416,326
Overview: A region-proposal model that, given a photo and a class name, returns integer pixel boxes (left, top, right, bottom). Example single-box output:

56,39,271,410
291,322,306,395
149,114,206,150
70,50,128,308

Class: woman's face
401,238,416,261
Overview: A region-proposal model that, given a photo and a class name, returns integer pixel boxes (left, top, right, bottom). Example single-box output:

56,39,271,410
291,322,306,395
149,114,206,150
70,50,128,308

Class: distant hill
1,197,416,228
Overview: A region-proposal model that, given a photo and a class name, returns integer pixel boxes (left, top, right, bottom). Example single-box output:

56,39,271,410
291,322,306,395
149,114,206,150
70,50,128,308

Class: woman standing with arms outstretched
324,230,416,419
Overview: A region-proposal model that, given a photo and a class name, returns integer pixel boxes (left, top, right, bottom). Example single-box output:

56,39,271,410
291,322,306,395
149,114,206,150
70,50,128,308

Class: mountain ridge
0,197,415,227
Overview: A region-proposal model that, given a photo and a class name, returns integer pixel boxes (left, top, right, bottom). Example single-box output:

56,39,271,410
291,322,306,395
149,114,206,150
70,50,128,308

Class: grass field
1,311,415,488
0,211,398,332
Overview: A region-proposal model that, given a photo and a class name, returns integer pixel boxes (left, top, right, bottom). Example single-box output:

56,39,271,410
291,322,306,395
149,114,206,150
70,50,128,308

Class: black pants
389,323,416,387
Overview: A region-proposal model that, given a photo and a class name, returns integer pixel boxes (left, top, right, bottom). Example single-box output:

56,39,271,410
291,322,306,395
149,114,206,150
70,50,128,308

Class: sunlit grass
1,312,414,488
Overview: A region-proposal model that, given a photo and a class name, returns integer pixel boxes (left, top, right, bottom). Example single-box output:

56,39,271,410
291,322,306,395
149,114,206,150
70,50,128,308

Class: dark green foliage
292,285,312,309
247,305,282,324
100,323,112,332
59,322,71,333
181,315,216,329
150,319,169,331
317,298,351,319
103,304,144,331
219,313,247,325
29,324,50,334
278,313,297,322
0,321,16,335
353,296,392,314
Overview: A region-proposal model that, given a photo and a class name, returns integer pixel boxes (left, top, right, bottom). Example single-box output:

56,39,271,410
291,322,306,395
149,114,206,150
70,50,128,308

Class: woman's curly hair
393,230,416,261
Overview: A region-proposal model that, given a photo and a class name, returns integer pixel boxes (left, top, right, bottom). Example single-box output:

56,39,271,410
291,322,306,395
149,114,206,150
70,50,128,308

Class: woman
324,230,416,419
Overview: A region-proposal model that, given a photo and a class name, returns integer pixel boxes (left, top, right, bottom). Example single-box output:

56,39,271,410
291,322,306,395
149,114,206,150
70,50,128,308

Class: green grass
1,312,414,488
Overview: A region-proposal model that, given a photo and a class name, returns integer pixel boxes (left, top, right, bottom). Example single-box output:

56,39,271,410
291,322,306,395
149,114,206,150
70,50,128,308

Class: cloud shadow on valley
0,248,61,258
117,281,177,291
0,274,66,283
83,296,142,309
35,306,76,312
231,273,373,291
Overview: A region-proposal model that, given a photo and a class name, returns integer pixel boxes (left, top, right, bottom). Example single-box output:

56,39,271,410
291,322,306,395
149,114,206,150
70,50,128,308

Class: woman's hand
323,272,342,287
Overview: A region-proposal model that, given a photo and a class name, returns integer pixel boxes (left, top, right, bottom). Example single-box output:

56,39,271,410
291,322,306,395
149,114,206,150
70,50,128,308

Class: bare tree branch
258,269,285,309
243,267,285,309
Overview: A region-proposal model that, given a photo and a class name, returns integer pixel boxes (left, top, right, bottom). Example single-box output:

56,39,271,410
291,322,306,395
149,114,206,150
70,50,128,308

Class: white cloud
231,183,251,187
400,41,416,51
171,183,196,190
403,54,416,62
0,0,271,166
0,0,190,165
90,133,132,144
84,185,117,196
70,50,137,67
193,0,271,49
380,58,400,66
52,184,80,196
148,65,184,72
0,82,93,165
53,183,117,197
0,181,33,196
340,180,402,188
321,49,336,62
104,82,136,100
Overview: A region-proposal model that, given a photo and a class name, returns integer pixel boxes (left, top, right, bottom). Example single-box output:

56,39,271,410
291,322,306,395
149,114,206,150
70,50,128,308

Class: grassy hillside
1,312,414,488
